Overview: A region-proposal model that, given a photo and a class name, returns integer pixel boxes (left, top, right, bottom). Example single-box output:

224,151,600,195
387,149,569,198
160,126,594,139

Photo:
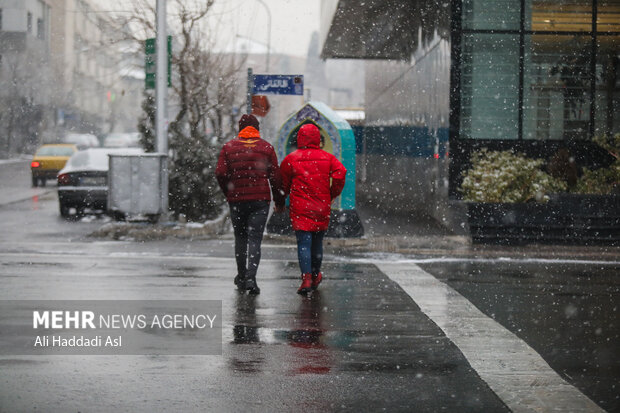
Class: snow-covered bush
574,133,620,195
460,149,567,203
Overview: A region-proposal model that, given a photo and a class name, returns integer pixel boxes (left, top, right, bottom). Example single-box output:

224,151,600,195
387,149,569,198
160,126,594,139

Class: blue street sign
252,74,304,95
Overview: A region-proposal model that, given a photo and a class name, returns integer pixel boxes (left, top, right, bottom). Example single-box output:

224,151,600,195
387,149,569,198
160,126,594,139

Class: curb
88,219,620,262
89,214,229,241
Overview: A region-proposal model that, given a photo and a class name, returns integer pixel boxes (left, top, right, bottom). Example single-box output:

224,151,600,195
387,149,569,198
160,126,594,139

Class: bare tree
110,0,246,221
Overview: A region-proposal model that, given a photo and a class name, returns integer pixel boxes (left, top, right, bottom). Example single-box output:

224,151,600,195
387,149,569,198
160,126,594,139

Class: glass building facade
457,0,619,140
451,0,620,195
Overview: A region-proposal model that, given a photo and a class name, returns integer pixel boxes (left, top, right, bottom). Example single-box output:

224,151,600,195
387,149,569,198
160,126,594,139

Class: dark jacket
280,124,346,232
215,126,284,206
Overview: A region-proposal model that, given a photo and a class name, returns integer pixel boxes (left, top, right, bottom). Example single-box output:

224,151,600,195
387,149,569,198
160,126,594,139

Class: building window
27,12,32,33
462,0,520,30
523,35,592,140
457,0,620,141
37,18,44,39
598,0,620,33
526,0,592,32
461,33,520,140
594,34,620,137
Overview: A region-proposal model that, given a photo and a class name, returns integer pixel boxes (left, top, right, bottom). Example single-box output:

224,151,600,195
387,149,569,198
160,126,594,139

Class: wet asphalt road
0,253,509,412
1,161,619,412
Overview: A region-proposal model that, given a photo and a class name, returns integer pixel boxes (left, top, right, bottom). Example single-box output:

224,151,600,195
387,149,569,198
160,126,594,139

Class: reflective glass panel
460,34,520,140
594,35,620,137
597,0,620,32
526,0,593,32
462,0,521,30
523,35,592,140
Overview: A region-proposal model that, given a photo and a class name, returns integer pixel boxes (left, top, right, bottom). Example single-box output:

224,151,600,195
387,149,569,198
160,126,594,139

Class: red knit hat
239,114,260,131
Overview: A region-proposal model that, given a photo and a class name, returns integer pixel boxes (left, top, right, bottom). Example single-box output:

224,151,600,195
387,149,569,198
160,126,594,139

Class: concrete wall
358,35,466,232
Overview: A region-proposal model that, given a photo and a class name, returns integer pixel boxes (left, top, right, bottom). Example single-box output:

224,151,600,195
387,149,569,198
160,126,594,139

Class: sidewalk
90,201,620,262
271,202,620,262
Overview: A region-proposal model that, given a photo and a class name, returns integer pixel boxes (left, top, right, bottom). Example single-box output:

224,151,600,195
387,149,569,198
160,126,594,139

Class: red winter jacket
215,126,284,206
280,124,347,232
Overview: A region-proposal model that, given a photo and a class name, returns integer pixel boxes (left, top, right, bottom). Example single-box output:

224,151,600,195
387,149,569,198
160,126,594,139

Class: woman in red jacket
280,123,347,294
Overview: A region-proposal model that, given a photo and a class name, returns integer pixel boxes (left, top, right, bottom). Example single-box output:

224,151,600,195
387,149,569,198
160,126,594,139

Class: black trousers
229,201,269,279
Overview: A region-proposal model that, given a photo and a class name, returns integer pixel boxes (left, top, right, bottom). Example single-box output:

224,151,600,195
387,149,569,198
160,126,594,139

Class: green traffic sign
145,36,172,90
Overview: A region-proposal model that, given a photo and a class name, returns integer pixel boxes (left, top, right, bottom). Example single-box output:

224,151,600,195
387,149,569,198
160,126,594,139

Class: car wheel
32,176,38,187
59,202,71,218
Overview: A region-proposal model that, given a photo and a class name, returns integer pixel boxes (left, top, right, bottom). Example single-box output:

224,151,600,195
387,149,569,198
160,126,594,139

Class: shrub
460,149,567,203
574,163,620,194
573,133,620,195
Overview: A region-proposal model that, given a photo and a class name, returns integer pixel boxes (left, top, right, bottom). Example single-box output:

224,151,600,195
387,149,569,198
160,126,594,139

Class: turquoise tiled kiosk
267,102,363,237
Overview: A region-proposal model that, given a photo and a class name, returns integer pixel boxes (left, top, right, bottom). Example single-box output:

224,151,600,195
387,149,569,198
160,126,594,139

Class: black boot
245,275,260,295
234,274,246,292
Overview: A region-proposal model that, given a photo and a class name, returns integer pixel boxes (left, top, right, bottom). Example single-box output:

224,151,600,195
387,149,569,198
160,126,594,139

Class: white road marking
339,255,620,266
375,262,604,413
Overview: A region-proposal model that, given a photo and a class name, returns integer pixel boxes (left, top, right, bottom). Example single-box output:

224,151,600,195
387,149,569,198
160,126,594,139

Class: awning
320,0,450,61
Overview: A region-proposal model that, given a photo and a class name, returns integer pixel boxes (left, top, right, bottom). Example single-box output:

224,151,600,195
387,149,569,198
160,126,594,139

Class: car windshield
36,146,75,156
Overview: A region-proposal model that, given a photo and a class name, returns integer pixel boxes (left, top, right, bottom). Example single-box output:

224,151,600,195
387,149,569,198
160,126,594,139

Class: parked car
64,133,100,149
31,143,78,187
57,147,143,217
103,132,141,148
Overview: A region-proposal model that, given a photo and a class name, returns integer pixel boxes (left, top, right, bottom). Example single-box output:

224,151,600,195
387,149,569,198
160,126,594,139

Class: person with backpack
216,114,284,294
279,123,347,295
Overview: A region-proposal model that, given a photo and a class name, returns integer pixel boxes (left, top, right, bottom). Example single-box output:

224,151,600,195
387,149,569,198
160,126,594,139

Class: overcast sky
99,0,321,57
210,0,321,57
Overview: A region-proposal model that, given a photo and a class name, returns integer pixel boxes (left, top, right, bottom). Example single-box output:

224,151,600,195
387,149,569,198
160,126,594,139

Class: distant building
0,0,53,154
0,0,51,47
48,0,140,136
0,0,142,156
305,32,365,110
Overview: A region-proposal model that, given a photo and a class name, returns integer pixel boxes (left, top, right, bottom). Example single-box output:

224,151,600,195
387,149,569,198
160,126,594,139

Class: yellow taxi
31,144,78,187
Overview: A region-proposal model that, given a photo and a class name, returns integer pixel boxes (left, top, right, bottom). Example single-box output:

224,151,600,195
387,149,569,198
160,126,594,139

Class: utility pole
156,0,168,155
156,0,169,213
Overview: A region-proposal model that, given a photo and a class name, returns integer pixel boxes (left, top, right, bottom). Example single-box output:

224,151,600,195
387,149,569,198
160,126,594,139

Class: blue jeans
295,230,325,275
